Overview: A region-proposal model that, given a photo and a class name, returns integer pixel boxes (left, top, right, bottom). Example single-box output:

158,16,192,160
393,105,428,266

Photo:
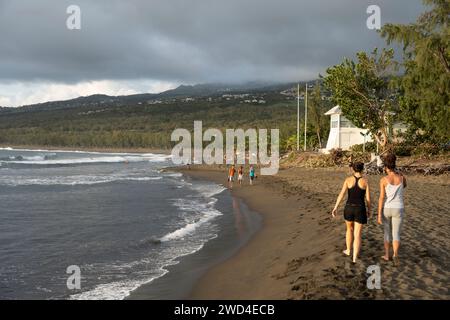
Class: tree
323,48,398,149
308,83,330,148
381,0,449,143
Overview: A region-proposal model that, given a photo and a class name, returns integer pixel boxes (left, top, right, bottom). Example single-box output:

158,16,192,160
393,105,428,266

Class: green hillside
0,83,332,152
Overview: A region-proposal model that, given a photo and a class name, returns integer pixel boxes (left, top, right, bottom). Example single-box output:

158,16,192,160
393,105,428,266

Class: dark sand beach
179,165,449,300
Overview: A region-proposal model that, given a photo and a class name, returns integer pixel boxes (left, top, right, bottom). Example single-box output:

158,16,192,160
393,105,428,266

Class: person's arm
377,178,386,224
365,179,371,218
332,180,348,217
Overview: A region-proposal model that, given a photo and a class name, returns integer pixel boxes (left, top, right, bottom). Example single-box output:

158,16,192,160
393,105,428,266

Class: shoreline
178,165,450,299
0,145,171,155
179,166,334,299
127,173,262,300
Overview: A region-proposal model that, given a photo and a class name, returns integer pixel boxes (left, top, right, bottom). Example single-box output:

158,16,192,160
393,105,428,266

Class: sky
0,0,424,107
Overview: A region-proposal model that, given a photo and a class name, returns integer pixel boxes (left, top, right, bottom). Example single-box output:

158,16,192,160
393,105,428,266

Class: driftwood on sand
364,161,450,176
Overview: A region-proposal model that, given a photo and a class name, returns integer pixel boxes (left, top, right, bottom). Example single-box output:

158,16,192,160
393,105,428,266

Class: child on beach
332,162,371,263
228,165,236,188
378,153,407,266
249,165,256,185
238,166,244,185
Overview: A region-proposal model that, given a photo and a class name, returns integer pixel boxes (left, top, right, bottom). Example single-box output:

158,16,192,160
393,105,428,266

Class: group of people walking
332,153,406,266
227,165,256,187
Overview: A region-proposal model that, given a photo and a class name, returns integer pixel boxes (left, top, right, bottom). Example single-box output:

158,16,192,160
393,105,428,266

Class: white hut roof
324,105,342,116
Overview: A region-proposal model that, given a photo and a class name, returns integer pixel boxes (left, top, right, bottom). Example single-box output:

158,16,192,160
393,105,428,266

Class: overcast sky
0,0,424,107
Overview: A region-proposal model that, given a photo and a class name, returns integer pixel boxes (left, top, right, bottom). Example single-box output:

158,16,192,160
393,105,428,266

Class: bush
392,142,443,157
350,142,377,153
305,154,335,167
392,144,412,156
330,148,345,165
411,143,442,156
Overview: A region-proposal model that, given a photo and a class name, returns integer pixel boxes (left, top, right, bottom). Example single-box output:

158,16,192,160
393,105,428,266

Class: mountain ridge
0,81,307,113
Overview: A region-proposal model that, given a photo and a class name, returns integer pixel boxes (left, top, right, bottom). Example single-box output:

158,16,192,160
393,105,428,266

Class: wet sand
181,165,450,299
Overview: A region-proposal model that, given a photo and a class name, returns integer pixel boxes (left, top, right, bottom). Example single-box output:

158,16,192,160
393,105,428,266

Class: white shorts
228,176,234,182
238,174,243,181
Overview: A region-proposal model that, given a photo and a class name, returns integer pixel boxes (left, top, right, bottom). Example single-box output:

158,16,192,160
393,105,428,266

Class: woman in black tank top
332,162,371,263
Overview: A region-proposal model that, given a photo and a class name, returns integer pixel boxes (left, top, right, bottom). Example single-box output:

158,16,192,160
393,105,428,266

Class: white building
323,105,371,152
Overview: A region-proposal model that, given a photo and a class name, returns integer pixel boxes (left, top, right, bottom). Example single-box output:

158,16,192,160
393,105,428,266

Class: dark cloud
0,0,424,84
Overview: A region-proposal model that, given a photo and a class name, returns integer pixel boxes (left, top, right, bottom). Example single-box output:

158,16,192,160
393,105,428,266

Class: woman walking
228,165,236,188
378,153,406,266
332,162,371,263
238,165,244,185
249,165,256,185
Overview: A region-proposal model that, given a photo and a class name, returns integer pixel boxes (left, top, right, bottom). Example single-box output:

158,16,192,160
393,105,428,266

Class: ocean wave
0,147,166,156
188,183,226,198
69,271,167,300
0,175,162,186
2,154,171,165
162,172,183,178
0,147,102,153
69,239,209,300
157,180,225,242
68,182,225,300
159,198,222,242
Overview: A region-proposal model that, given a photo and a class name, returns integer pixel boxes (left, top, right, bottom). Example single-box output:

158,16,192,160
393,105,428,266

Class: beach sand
179,165,449,299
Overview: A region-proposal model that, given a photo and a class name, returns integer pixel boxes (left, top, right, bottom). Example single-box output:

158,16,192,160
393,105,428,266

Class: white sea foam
0,147,168,156
21,155,47,161
3,154,170,165
69,274,166,300
69,239,209,300
162,172,183,178
159,196,222,242
188,183,226,198
0,148,171,165
157,180,225,242
0,175,162,186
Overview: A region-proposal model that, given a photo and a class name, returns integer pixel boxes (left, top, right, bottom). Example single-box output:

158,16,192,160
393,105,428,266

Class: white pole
304,83,308,151
297,83,300,151
363,133,366,153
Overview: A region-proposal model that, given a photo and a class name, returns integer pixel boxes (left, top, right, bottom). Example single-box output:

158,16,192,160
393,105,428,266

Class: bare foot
342,250,351,256
381,255,389,261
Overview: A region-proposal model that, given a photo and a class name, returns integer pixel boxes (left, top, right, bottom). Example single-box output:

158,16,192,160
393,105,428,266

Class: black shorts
344,204,367,224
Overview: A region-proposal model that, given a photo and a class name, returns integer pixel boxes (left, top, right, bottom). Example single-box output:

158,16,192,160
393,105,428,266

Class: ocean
0,148,260,300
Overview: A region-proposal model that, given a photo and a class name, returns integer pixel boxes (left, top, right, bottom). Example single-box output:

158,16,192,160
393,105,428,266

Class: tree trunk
373,128,388,152
316,129,322,148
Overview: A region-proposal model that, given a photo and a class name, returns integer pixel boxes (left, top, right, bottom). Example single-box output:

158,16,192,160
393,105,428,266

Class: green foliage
0,93,303,153
308,83,331,148
350,141,377,153
323,48,399,149
381,0,450,143
393,141,444,157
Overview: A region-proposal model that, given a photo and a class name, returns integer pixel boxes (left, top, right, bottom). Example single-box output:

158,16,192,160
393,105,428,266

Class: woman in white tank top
377,153,407,266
